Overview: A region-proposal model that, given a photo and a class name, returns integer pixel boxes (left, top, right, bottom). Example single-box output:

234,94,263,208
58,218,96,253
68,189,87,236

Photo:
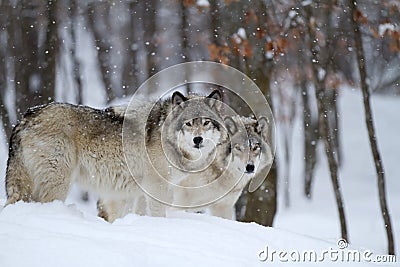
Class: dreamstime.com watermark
258,239,397,263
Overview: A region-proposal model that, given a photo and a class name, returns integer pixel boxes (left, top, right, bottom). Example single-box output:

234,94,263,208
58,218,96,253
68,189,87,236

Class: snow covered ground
0,200,376,267
0,88,398,266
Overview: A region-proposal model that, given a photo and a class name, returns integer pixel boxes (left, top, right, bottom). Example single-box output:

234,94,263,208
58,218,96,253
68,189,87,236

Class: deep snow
0,200,395,267
0,88,398,266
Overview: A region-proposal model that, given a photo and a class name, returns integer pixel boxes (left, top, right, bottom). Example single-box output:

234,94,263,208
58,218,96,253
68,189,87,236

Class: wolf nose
193,136,203,146
246,164,255,173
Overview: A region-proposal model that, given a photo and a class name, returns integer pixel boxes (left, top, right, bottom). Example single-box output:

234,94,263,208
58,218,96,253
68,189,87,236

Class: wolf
5,90,226,222
5,103,132,205
176,115,273,219
98,89,232,221
206,115,273,219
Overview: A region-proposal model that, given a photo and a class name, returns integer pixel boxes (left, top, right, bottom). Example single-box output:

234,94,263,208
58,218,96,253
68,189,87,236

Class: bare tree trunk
283,129,291,207
331,89,341,166
40,0,59,101
314,76,348,242
180,0,189,62
0,43,11,139
7,0,56,117
121,1,140,96
10,1,40,116
87,2,115,102
242,166,277,227
304,4,348,241
348,0,395,255
0,2,12,141
179,0,190,94
70,0,83,104
0,91,11,142
301,79,319,198
209,0,221,45
142,0,158,79
276,84,296,207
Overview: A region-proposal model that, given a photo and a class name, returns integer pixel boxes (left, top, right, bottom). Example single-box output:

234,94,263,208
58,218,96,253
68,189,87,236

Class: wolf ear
256,116,270,141
207,89,222,110
172,91,187,106
224,116,237,135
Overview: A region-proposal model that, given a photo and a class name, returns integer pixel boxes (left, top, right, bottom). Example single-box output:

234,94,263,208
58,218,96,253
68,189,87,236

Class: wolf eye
185,122,192,127
203,120,210,126
234,144,242,151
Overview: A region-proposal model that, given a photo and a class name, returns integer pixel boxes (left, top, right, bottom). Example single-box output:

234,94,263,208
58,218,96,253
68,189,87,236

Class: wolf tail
5,123,33,205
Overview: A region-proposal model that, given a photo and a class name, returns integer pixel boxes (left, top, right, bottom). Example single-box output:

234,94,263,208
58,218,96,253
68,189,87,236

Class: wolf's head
164,89,228,169
179,117,222,150
224,115,273,177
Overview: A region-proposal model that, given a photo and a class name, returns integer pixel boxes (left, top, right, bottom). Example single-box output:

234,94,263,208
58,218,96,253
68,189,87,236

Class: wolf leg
5,154,34,205
97,199,115,222
31,163,73,202
134,194,147,216
97,198,133,222
209,202,234,220
146,197,167,217
25,137,76,202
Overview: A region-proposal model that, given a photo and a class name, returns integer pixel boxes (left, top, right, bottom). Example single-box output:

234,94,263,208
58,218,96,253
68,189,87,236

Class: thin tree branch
304,3,348,241
348,0,395,256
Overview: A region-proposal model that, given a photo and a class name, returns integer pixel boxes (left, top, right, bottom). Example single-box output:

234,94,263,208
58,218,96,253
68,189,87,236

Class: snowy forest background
0,0,399,260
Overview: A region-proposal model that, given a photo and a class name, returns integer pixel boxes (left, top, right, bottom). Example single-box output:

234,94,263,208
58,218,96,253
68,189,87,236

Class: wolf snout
246,163,255,173
193,136,203,148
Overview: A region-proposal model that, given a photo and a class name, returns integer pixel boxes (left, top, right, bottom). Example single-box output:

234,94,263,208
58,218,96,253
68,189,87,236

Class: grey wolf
183,115,273,219
206,115,273,219
5,90,226,223
5,103,134,206
97,89,229,221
